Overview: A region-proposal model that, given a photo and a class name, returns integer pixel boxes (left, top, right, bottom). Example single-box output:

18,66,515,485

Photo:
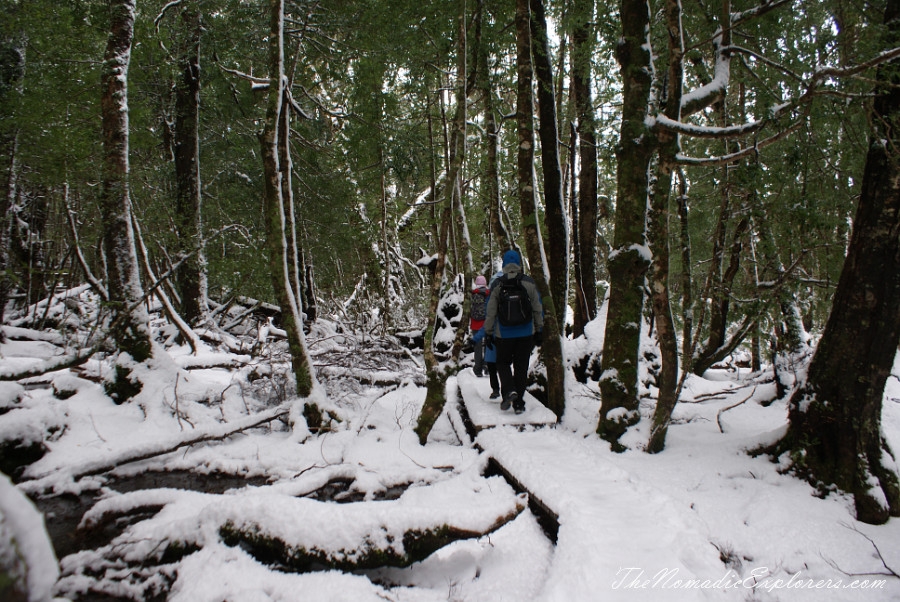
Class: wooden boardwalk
456,369,557,434
453,370,731,600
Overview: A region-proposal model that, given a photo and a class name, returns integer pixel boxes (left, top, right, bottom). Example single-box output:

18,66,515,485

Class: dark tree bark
775,0,900,525
529,0,567,328
99,0,153,395
597,0,654,448
173,0,207,326
515,0,565,418
676,171,693,379
570,0,598,338
693,213,750,376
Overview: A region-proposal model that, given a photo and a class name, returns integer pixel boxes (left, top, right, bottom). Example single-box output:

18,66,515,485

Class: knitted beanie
502,249,522,267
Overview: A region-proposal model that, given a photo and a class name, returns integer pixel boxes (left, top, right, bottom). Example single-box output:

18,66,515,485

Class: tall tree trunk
1,130,17,335
450,0,472,362
416,0,468,442
173,0,207,326
99,0,153,400
260,0,316,401
279,87,304,328
530,0,567,328
475,1,510,254
570,0,598,338
647,0,684,454
516,0,565,418
597,0,654,449
776,0,900,525
380,152,392,333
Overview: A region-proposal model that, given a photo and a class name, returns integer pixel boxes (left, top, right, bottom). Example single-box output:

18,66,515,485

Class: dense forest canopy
0,0,867,317
3,0,900,525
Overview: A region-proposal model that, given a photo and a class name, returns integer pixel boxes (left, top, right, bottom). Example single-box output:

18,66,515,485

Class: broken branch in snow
826,523,900,579
133,214,202,354
717,386,758,433
23,403,293,485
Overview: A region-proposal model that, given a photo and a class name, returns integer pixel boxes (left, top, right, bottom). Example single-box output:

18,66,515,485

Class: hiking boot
500,392,516,411
489,390,500,400
513,397,525,414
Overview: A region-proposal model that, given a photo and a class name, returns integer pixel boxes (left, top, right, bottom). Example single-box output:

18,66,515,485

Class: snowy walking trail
478,427,735,602
458,370,732,601
455,369,900,602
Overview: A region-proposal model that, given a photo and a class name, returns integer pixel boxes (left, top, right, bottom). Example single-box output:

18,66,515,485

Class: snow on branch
730,0,794,28
814,46,900,82
676,120,804,166
655,111,786,139
20,403,293,490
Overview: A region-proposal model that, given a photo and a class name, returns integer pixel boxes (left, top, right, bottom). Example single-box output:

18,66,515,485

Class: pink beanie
475,275,487,286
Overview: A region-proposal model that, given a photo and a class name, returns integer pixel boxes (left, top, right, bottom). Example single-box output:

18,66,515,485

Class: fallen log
218,498,525,571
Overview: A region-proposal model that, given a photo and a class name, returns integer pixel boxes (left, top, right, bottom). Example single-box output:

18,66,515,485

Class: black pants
496,335,534,401
486,361,499,394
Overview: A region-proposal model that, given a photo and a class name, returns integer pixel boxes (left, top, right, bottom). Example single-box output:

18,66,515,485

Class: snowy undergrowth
1,288,900,601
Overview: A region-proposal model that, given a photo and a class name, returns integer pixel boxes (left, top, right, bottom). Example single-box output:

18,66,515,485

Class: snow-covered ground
2,306,900,601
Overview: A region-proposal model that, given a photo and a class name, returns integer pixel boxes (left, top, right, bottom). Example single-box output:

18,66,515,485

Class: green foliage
0,0,890,358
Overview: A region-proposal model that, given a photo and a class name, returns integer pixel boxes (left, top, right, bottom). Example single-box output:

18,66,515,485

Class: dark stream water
33,471,269,560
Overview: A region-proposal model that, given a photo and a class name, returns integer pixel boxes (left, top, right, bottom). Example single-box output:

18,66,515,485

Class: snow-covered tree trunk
777,0,900,525
416,0,467,443
259,0,316,402
173,0,208,326
99,0,153,396
596,0,654,449
0,131,17,336
0,31,24,334
449,0,471,362
415,203,453,444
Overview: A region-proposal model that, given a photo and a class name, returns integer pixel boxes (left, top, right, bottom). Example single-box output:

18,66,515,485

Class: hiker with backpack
470,275,490,376
483,249,543,414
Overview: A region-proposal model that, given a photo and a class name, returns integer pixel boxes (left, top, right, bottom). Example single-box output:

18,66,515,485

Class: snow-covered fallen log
56,471,524,598
20,403,294,491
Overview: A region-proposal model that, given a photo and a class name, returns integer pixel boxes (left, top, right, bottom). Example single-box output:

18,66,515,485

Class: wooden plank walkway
454,370,732,602
456,369,557,433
